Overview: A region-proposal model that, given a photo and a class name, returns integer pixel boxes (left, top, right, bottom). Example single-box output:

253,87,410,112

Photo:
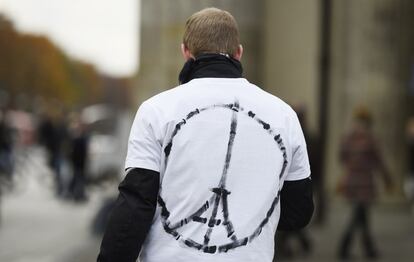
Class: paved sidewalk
55,200,414,262
0,148,114,262
275,201,414,262
1,150,412,262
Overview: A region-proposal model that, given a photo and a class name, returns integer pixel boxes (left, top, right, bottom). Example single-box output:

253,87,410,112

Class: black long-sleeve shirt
97,168,313,261
97,168,159,262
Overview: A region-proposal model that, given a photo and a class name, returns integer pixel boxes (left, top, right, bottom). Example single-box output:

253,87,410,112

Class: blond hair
183,8,240,57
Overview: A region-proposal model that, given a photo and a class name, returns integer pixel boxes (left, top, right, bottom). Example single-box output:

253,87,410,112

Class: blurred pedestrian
38,111,68,196
0,108,14,225
98,7,313,262
337,106,392,260
405,116,414,211
0,108,14,180
68,115,89,202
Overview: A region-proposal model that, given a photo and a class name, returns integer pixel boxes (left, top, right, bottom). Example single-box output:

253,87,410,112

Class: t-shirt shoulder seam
141,84,185,106
248,83,295,113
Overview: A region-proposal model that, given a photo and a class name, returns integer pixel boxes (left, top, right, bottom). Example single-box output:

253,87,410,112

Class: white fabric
125,78,310,262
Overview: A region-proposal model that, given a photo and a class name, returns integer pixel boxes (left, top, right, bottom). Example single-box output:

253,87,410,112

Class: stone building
135,0,414,197
136,0,263,104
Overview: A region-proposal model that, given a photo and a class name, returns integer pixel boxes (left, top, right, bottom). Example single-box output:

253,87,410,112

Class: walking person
337,107,392,260
98,8,313,262
0,108,14,225
405,116,414,212
38,112,68,196
68,115,88,202
0,108,14,181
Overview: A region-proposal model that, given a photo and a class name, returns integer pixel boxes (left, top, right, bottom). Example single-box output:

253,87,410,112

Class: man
68,115,88,202
98,8,313,262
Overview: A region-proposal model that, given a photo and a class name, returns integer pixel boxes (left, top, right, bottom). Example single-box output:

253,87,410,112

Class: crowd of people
0,106,90,207
38,110,89,201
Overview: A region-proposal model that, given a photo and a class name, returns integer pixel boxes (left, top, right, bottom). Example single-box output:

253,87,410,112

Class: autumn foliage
0,15,131,109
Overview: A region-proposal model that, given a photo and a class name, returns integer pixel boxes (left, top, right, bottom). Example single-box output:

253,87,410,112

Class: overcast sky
0,0,140,77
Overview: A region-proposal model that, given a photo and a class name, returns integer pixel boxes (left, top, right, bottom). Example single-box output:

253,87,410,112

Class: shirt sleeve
285,112,311,181
97,168,160,261
125,102,162,172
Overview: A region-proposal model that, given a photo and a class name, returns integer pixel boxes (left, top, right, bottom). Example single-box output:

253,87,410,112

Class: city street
1,1,413,262
283,202,414,262
0,147,115,262
0,147,413,262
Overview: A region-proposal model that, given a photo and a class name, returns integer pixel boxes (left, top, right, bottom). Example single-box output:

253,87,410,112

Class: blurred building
135,0,414,198
135,0,263,103
326,0,414,198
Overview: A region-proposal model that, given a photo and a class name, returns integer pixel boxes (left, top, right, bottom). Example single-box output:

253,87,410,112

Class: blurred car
81,104,131,183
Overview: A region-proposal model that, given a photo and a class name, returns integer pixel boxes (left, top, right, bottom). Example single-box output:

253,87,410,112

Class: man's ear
181,43,194,60
233,44,243,61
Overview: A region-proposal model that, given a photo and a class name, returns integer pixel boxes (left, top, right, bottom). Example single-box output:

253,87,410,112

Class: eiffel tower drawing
158,100,288,254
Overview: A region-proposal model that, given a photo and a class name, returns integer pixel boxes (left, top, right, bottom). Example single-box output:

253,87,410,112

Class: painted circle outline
158,102,288,254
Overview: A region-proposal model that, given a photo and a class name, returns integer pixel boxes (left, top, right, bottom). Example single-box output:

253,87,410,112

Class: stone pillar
326,0,414,197
262,0,321,133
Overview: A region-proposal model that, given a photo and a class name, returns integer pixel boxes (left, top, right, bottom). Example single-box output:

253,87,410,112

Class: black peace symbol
158,100,288,254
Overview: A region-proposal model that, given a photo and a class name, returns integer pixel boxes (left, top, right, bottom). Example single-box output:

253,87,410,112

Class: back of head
183,7,240,57
352,105,372,127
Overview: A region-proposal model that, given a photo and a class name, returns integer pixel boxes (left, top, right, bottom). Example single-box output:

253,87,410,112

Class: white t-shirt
125,78,310,262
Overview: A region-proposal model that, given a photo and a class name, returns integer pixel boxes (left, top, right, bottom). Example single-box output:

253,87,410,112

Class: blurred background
0,0,413,261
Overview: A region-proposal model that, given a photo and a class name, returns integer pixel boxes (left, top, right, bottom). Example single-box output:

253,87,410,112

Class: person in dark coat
0,108,14,179
0,108,14,225
38,113,68,196
405,117,414,211
68,117,89,202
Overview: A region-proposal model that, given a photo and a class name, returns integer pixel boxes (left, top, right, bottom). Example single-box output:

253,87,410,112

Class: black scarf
178,53,243,84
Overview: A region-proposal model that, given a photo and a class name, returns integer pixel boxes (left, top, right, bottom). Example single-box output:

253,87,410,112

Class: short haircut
353,106,372,126
183,7,240,57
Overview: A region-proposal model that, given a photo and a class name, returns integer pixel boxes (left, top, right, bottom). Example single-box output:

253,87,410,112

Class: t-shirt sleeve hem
284,171,311,181
124,159,160,173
